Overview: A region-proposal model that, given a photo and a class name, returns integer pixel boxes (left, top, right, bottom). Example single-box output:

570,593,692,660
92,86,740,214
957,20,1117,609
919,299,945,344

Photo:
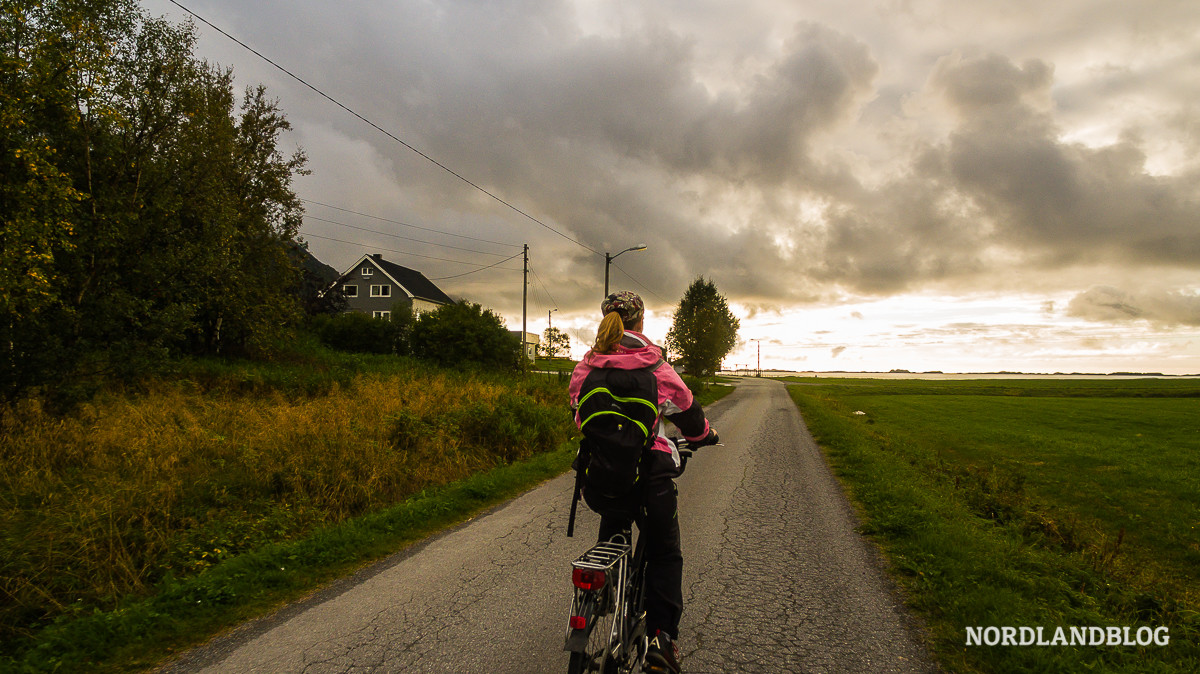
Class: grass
785,377,1200,673
14,443,578,672
533,357,578,372
0,347,576,672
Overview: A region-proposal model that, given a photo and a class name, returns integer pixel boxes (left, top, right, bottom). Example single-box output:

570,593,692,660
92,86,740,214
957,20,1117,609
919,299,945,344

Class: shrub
410,302,519,369
310,312,407,355
682,374,709,395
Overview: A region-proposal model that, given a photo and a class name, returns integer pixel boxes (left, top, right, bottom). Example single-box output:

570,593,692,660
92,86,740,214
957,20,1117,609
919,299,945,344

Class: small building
511,331,540,362
332,253,454,318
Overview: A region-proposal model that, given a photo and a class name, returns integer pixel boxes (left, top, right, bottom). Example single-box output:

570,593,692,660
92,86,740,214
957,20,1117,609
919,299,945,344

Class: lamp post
604,244,647,297
545,308,558,360
750,338,761,377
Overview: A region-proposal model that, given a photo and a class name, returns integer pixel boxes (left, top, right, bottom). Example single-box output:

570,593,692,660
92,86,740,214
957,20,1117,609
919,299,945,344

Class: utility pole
522,244,529,366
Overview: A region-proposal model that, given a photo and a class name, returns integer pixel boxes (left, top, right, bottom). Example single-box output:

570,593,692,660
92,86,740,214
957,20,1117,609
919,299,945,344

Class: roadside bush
452,392,565,462
682,374,709,395
310,312,408,355
410,302,519,369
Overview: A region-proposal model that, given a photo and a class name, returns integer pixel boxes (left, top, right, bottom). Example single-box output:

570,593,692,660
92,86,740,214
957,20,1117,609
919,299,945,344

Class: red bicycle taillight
572,568,607,590
569,615,587,629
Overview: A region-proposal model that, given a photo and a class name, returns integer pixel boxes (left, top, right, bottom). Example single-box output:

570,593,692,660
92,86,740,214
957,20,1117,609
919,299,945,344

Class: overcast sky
145,0,1200,374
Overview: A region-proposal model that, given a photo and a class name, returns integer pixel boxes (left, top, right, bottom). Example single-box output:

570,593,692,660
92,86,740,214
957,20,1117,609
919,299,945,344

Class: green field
786,377,1200,673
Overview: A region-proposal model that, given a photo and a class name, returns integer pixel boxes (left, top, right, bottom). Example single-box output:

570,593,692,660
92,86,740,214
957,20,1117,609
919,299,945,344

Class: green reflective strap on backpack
578,387,658,417
580,410,650,438
578,386,656,440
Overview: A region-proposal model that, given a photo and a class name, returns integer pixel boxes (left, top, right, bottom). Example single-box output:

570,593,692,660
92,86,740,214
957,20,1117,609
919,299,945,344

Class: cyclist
569,291,718,674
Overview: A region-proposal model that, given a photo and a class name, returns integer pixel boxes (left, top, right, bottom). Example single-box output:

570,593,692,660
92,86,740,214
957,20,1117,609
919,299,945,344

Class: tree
1,0,308,401
665,277,740,376
540,326,570,359
292,242,346,316
410,302,520,369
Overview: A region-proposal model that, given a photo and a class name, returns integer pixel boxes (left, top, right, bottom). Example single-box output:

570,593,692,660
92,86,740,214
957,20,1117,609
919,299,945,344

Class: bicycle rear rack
572,538,631,572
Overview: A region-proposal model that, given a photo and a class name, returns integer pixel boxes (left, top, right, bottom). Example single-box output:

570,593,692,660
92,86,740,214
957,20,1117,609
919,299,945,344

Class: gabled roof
373,256,456,305
339,254,455,305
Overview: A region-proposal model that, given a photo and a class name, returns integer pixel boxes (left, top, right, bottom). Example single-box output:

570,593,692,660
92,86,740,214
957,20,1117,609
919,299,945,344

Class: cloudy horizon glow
146,0,1200,374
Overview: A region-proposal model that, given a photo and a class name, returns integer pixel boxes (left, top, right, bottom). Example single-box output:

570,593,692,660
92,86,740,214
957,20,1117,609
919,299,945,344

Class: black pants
590,451,683,640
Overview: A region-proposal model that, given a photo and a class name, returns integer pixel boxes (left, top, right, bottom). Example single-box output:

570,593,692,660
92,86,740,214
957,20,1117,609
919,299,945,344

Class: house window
343,284,358,297
373,311,391,320
370,285,391,297
362,267,374,276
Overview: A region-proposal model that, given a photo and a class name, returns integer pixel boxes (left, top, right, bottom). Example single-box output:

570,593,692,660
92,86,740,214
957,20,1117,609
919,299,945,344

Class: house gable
330,254,455,316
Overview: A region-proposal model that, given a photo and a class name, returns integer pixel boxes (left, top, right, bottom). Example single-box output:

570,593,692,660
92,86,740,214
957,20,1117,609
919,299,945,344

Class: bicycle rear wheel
567,592,619,674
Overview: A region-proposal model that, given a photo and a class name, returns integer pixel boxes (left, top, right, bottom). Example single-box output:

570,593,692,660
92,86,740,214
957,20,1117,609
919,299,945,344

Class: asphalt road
166,378,935,673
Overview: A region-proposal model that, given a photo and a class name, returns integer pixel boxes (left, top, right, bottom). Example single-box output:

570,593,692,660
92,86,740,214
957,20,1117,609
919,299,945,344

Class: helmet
601,291,644,324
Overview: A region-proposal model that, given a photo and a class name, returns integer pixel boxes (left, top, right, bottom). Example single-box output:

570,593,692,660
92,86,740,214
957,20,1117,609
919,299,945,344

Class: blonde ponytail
591,312,625,355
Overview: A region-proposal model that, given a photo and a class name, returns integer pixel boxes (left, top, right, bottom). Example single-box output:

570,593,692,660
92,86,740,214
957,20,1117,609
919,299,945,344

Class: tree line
2,0,317,403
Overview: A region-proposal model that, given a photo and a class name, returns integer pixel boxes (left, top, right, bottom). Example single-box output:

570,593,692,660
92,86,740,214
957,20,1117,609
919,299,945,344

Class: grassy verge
0,348,576,671
683,374,736,409
13,443,577,672
693,379,735,408
785,377,1199,673
534,357,578,373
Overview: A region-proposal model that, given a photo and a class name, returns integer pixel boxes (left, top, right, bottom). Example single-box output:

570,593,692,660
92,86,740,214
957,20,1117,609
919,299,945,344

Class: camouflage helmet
601,291,644,325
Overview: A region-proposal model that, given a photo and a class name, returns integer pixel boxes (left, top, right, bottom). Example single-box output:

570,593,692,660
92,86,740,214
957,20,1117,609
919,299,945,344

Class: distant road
166,378,935,673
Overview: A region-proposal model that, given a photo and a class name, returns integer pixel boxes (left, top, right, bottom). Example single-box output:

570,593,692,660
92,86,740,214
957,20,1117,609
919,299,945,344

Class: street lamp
604,244,647,297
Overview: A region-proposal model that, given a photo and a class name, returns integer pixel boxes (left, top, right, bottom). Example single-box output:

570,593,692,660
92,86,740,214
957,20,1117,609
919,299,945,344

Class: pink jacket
568,331,711,458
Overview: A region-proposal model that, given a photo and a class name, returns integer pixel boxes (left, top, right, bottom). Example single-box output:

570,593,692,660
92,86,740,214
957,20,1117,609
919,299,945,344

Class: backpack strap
567,469,582,538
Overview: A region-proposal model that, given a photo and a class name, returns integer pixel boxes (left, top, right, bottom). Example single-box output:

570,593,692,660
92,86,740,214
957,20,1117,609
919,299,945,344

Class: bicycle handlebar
670,434,723,472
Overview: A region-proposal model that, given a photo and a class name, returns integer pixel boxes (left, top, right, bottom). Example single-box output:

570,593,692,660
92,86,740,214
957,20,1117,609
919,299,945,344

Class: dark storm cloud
808,49,1199,296
925,51,1200,267
158,1,1200,320
266,6,882,308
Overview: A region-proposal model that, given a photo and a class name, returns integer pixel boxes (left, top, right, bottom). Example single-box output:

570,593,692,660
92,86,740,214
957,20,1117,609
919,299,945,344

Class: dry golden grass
0,368,571,644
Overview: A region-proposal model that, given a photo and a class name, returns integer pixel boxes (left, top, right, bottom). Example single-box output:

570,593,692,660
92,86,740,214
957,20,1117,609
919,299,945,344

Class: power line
168,0,602,256
529,266,559,310
299,231,522,270
303,199,520,249
430,252,525,280
610,262,670,304
304,214,510,257
525,268,552,319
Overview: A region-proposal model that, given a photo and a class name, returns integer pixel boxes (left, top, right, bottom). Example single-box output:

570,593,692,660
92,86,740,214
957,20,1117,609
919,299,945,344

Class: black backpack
567,363,661,535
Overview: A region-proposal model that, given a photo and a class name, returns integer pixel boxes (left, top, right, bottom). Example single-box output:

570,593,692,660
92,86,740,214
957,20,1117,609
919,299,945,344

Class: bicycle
563,437,712,674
